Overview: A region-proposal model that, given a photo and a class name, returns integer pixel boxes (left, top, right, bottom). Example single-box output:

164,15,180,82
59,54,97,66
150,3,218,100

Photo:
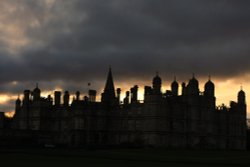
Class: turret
32,83,41,101
84,96,89,102
238,88,246,105
171,76,179,96
187,74,199,96
144,86,152,96
203,76,216,109
204,76,215,97
47,95,53,104
15,95,21,111
144,86,153,102
23,90,30,104
152,72,162,94
123,91,130,105
116,88,121,104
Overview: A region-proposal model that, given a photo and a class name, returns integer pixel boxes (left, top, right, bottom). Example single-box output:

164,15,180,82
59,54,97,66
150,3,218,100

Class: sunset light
0,0,250,157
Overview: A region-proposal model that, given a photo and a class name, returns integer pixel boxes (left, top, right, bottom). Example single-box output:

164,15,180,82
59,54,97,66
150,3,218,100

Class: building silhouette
0,68,247,149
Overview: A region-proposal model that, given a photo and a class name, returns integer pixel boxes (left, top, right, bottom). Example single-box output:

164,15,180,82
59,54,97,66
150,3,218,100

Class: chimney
89,90,97,102
54,91,61,106
64,91,70,106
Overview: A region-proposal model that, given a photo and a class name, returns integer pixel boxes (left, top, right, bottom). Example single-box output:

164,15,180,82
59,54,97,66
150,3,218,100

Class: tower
204,76,215,97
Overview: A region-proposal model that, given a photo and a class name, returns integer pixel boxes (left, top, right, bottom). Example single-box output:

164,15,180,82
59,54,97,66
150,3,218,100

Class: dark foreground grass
0,148,250,167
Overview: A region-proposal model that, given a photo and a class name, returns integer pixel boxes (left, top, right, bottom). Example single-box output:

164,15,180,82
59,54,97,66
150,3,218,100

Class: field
0,148,250,167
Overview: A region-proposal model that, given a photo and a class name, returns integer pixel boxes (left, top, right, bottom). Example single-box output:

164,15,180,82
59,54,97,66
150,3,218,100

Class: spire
16,94,21,103
33,82,40,92
172,75,178,86
33,82,41,101
103,67,116,101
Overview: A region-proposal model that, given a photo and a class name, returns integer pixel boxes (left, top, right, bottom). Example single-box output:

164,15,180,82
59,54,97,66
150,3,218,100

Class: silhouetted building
0,68,247,150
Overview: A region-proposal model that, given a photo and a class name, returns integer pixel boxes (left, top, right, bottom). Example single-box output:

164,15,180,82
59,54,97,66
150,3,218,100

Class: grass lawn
0,148,250,167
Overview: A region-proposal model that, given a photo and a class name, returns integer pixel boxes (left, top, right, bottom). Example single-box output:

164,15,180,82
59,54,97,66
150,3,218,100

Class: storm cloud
0,0,250,95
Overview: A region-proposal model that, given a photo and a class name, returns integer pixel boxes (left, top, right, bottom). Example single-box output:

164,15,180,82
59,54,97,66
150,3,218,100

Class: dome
238,89,245,96
188,76,199,87
33,87,40,93
33,83,41,93
153,74,162,85
205,80,214,89
76,91,80,95
171,80,178,88
238,87,246,104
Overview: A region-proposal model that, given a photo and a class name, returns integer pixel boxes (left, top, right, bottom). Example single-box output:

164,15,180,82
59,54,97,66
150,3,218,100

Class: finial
240,83,243,90
192,73,195,78
17,94,20,100
208,75,211,81
109,65,112,71
174,75,176,81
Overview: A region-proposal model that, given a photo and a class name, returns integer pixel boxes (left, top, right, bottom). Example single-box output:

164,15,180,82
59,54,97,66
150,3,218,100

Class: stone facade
0,68,247,149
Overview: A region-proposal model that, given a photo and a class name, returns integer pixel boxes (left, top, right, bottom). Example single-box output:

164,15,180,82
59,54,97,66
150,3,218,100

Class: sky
0,0,250,117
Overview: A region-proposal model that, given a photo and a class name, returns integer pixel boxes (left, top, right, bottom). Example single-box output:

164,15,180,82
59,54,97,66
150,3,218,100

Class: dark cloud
0,0,250,95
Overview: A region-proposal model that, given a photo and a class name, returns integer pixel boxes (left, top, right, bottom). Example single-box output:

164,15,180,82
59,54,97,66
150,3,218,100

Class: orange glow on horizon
4,111,15,118
0,77,249,118
0,94,17,104
115,77,249,117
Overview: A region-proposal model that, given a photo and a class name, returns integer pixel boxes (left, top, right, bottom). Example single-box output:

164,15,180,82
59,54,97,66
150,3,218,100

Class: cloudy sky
0,0,250,117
